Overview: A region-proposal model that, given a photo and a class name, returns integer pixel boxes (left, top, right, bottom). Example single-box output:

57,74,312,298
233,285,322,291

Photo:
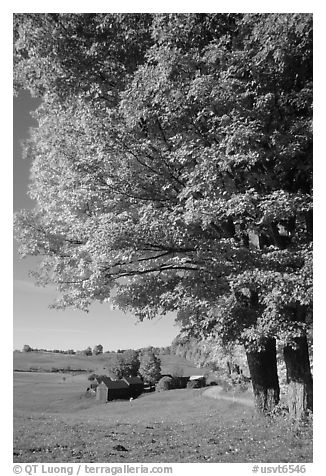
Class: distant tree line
21,343,171,358
21,338,250,379
22,344,76,354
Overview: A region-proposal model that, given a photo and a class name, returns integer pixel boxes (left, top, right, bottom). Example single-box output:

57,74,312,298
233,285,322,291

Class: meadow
13,350,207,376
13,368,312,463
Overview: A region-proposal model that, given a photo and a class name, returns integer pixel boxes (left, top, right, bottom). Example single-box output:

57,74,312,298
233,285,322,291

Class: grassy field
13,351,209,376
13,371,312,463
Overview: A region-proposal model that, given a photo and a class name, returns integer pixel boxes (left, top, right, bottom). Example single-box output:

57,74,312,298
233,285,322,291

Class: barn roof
189,375,205,380
98,377,129,389
160,374,173,379
96,375,110,385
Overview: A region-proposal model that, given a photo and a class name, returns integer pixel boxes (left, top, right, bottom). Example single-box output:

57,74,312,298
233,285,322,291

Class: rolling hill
13,350,209,377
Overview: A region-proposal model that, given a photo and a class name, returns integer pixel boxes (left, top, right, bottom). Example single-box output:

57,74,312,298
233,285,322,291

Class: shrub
230,374,250,392
215,373,250,393
186,380,202,389
88,373,98,381
156,376,174,391
268,402,289,418
90,381,98,390
82,347,93,356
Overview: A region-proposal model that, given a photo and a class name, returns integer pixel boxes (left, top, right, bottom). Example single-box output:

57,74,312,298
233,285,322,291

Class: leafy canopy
14,14,312,348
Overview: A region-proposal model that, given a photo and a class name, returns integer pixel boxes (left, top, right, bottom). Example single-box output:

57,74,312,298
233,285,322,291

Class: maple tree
121,349,141,377
105,349,140,379
14,13,312,416
138,351,162,385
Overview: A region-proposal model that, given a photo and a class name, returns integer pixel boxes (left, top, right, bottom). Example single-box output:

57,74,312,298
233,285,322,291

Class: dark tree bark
226,361,232,376
246,338,280,413
283,335,313,420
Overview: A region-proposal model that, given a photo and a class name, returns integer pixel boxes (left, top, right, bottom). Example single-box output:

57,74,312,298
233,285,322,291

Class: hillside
13,350,209,376
13,371,312,463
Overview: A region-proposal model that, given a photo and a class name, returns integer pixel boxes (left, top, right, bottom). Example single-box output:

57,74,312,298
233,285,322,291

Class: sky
13,90,179,352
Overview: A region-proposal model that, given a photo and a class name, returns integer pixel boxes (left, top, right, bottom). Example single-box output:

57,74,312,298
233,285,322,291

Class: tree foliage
82,346,93,356
23,344,33,352
120,349,140,377
138,351,162,385
14,14,312,351
107,349,140,378
93,344,103,355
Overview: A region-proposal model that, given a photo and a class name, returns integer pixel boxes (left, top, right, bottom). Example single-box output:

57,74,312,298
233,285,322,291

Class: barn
173,376,190,389
95,376,130,402
188,375,206,388
122,376,144,397
95,375,144,402
189,375,206,382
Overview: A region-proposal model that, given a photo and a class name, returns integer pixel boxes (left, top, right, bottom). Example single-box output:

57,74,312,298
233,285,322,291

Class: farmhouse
95,375,144,402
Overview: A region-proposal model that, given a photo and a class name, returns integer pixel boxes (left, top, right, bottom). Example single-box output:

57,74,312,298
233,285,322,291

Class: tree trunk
226,361,232,376
283,335,313,420
246,338,280,413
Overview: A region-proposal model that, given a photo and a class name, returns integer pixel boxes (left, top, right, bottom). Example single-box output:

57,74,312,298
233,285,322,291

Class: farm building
188,375,206,387
95,375,144,402
173,376,190,389
122,376,144,397
96,377,130,402
189,375,205,381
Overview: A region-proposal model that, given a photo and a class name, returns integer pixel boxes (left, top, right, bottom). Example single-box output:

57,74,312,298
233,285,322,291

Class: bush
214,373,250,393
29,366,40,372
88,373,98,381
156,376,174,391
268,402,289,418
82,347,93,356
187,379,202,389
90,381,98,390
